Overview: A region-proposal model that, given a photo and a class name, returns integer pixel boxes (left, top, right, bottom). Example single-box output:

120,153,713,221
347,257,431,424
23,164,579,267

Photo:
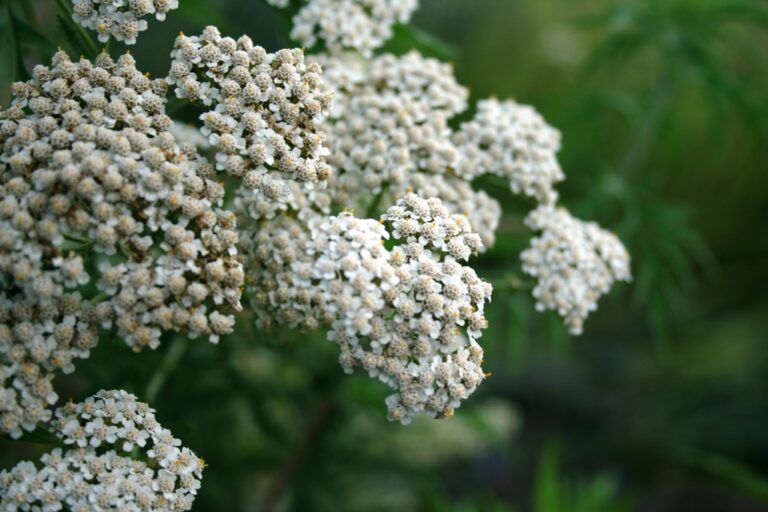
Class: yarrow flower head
391,173,502,249
521,205,632,335
167,26,333,205
0,390,204,511
72,0,180,44
453,99,565,205
265,0,419,57
318,51,467,195
243,193,492,424
0,49,242,438
313,51,502,248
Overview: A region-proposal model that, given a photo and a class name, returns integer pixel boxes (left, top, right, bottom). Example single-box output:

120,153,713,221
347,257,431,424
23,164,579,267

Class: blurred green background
1,0,768,510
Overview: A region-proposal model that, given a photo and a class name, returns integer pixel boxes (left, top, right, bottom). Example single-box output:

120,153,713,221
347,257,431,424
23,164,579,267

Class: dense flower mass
265,0,419,56
0,390,204,511
390,173,502,249
0,1,638,508
72,0,180,44
521,205,632,335
318,51,466,195
453,99,564,205
313,51,503,247
0,50,242,438
167,26,334,205
243,193,492,423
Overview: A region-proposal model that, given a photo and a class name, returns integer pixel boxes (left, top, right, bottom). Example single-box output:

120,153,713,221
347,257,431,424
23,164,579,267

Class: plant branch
489,273,535,293
54,0,100,58
365,184,388,218
145,337,189,403
259,398,335,512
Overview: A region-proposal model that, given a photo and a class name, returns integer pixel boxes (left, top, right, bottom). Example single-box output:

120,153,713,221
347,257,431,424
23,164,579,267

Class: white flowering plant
0,1,634,509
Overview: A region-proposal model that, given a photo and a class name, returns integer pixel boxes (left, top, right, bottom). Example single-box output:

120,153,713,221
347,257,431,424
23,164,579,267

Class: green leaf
533,442,562,512
680,447,768,503
380,23,457,61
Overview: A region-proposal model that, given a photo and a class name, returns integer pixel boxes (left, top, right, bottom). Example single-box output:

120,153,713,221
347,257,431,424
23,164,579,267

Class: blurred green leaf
680,447,768,503
380,23,457,61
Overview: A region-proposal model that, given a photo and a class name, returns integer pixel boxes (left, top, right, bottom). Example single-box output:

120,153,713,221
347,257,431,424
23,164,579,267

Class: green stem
54,0,100,58
365,184,388,218
145,337,189,403
259,398,335,512
63,232,93,244
2,426,64,446
89,291,110,304
489,274,535,293
117,242,134,259
5,3,30,80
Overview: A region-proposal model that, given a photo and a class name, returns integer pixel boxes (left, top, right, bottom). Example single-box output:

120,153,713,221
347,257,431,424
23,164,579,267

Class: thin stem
5,3,30,80
63,232,93,244
365,184,388,218
489,274,535,293
89,291,110,304
145,337,189,403
117,242,134,260
259,398,335,512
2,426,65,446
54,0,100,58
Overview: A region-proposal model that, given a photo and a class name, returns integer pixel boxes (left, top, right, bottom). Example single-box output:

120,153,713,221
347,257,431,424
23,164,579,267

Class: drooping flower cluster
72,0,180,44
0,390,204,511
0,50,242,438
167,26,333,205
265,0,419,57
453,99,564,205
521,206,632,335
243,193,492,423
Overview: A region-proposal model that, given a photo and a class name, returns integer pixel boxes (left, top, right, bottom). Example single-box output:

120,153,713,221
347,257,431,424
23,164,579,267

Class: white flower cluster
265,0,419,56
167,26,333,205
0,390,204,511
72,0,180,44
0,50,242,438
391,173,502,249
319,51,466,195
314,51,502,247
244,193,491,423
314,50,629,333
521,206,632,335
240,214,317,330
453,99,565,205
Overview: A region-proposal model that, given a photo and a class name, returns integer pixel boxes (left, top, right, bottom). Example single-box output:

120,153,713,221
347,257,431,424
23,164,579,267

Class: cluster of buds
265,0,419,57
453,99,565,205
243,194,492,423
521,206,632,335
314,49,629,333
0,390,204,511
167,26,333,206
314,51,503,248
72,0,180,44
0,49,242,438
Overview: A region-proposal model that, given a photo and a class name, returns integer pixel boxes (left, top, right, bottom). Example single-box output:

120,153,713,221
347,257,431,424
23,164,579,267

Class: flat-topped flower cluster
0,49,242,440
265,0,419,56
0,390,204,511
72,0,180,44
